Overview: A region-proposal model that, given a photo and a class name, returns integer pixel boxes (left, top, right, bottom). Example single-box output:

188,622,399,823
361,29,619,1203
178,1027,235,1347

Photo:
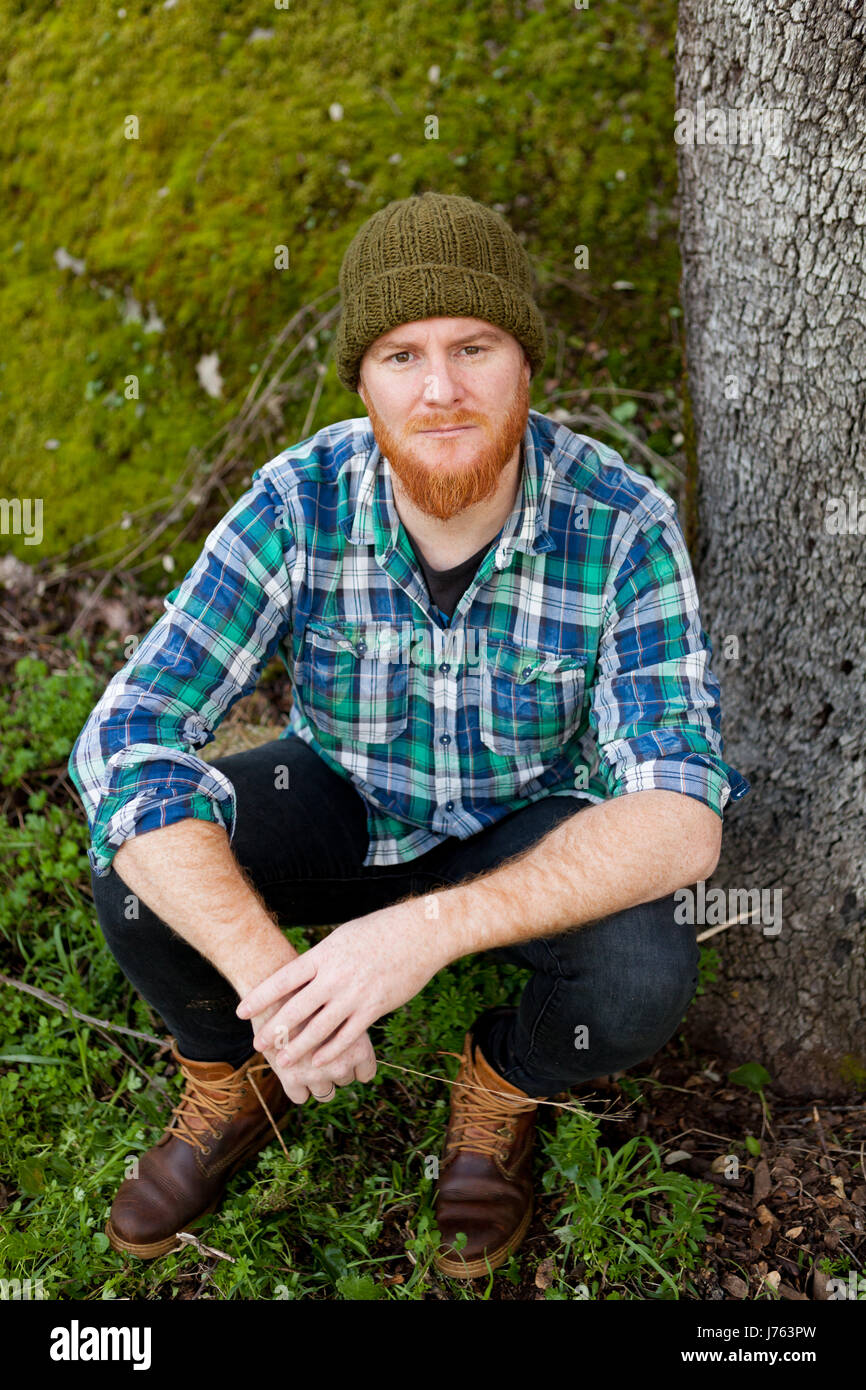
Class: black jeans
91,735,701,1097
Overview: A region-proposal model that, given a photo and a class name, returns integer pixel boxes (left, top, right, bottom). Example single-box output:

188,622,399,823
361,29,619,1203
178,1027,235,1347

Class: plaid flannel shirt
69,408,750,878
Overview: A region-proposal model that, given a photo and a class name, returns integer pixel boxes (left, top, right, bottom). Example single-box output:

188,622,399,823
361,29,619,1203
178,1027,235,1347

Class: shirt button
439,662,450,673
357,640,367,655
439,734,451,745
445,800,454,812
522,665,532,678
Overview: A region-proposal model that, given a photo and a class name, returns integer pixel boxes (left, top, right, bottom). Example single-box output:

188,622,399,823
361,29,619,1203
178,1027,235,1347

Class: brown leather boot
432,1029,542,1279
106,1040,291,1259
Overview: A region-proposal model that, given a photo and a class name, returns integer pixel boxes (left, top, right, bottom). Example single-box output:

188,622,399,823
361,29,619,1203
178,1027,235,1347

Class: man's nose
420,353,465,405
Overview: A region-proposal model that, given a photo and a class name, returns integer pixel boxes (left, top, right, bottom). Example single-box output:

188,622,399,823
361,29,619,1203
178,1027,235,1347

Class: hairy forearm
112,819,297,995
422,790,722,966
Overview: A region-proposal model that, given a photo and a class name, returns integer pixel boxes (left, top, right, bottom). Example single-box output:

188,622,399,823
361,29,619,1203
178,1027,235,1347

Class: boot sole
106,1109,293,1261
433,1198,534,1279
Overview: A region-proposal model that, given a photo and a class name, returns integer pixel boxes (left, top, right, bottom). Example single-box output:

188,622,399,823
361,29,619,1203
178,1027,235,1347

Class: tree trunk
675,0,866,1098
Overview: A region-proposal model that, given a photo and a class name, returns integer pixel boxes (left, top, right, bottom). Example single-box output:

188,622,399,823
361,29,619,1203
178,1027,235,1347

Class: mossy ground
2,0,684,584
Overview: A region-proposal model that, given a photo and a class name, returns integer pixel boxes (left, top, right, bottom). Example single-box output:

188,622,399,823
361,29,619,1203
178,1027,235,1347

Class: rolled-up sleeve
589,499,750,818
68,473,297,877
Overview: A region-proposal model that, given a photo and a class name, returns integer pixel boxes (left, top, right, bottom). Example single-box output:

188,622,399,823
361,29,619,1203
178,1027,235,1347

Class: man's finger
268,1061,312,1106
310,1015,366,1070
353,1054,378,1084
275,1004,349,1067
255,987,329,1053
236,955,316,1019
309,1084,338,1105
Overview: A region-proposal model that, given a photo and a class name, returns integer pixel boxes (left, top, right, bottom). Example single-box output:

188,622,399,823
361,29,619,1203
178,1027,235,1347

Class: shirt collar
339,408,556,560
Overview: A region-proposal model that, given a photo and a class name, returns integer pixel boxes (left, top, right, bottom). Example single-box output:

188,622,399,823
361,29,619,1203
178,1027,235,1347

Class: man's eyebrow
371,327,503,355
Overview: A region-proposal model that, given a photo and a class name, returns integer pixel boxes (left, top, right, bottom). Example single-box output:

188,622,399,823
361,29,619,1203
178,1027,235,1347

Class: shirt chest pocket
479,642,586,758
298,620,409,745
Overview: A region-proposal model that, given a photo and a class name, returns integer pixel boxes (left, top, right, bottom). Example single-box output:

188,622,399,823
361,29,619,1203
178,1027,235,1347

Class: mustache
408,417,483,432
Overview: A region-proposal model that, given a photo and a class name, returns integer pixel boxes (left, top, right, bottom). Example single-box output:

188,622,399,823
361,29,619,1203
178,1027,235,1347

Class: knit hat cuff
336,263,547,393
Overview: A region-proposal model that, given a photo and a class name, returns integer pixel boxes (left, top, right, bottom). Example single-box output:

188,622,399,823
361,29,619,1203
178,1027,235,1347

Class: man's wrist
385,892,462,972
415,877,526,964
216,914,300,998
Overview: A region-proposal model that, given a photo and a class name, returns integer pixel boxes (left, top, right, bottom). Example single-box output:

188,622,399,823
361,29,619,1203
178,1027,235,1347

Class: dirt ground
556,1050,866,1302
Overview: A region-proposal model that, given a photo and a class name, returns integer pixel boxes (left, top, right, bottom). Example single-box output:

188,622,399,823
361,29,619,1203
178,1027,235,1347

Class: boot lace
447,1070,537,1160
171,1060,271,1155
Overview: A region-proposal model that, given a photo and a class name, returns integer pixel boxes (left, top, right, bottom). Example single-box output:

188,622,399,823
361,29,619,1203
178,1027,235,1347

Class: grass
0,643,722,1301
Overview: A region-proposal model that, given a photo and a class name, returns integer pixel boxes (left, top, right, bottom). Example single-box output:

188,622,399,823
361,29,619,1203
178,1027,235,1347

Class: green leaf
317,1243,348,1283
17,1157,47,1195
556,1159,583,1182
728,1062,772,1094
92,1232,110,1254
48,1153,75,1181
336,1273,381,1301
610,399,638,423
744,1135,762,1157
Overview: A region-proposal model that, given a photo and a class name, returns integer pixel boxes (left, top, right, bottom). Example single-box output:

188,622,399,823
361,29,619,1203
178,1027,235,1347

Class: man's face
357,316,531,523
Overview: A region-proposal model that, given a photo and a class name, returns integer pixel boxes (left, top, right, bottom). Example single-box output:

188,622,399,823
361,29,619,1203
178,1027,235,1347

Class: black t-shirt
404,526,503,623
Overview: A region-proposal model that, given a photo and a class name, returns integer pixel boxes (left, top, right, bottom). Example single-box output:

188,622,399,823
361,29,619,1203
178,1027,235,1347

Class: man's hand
251,996,378,1105
236,905,444,1071
108,820,379,1103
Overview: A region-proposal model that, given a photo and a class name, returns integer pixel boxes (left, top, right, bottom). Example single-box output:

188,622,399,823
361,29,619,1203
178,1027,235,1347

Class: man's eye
386,346,487,364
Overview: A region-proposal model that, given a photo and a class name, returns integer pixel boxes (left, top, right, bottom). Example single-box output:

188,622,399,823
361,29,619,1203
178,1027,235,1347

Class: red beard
363,371,530,522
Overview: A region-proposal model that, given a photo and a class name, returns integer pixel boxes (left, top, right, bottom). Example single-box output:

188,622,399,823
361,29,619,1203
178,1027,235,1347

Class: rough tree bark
675,0,866,1098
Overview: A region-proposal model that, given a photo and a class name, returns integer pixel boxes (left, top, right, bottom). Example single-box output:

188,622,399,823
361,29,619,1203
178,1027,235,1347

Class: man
69,191,749,1279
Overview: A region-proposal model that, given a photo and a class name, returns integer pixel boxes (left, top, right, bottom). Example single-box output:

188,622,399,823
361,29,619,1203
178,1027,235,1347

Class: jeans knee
558,920,700,1056
627,956,697,1036
550,969,693,1082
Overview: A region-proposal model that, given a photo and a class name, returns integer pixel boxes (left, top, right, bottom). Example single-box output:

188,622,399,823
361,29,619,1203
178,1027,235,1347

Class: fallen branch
696,908,765,943
0,971,163,1046
172,1232,236,1263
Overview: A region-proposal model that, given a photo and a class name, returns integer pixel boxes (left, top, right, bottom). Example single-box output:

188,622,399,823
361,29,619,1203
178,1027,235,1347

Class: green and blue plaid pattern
69,409,749,877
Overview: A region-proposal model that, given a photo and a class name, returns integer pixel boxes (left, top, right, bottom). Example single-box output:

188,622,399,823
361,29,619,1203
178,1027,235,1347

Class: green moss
0,654,104,787
1,0,682,585
838,1054,866,1093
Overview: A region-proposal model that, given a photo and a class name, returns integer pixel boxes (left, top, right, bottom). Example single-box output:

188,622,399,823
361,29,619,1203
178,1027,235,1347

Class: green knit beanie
334,191,547,393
